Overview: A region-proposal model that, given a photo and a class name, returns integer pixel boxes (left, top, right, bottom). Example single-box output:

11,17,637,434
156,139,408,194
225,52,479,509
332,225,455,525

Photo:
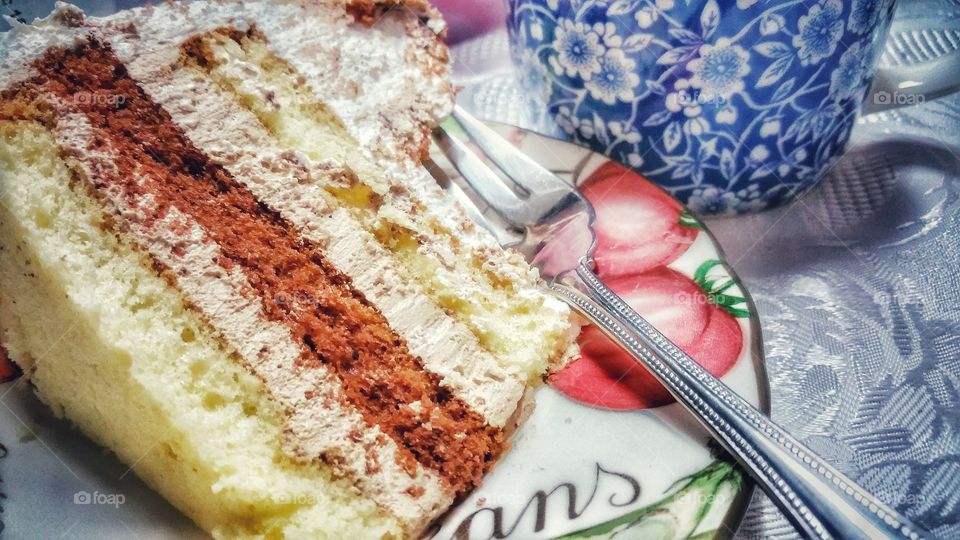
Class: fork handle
549,259,927,540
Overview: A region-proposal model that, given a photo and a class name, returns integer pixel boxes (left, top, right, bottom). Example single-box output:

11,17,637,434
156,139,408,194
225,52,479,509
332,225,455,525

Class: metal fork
432,105,928,540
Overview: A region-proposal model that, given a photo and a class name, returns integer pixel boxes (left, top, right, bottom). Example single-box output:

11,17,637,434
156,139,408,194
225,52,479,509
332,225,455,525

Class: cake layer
0,0,573,381
178,27,574,381
0,2,578,537
0,119,404,538
96,0,573,382
2,39,505,499
121,41,526,427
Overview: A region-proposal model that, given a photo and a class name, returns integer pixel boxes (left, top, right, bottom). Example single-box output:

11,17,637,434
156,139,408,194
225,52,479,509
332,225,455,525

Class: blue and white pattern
830,40,873,100
687,39,751,99
587,48,642,104
508,0,894,213
849,0,885,35
793,0,845,65
553,19,605,78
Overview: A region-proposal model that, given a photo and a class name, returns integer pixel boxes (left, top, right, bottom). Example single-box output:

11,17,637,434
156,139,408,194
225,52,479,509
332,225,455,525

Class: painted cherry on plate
0,345,17,384
550,267,743,409
581,161,700,278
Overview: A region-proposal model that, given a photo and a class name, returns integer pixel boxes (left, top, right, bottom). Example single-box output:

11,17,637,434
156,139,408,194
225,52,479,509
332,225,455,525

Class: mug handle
863,20,960,114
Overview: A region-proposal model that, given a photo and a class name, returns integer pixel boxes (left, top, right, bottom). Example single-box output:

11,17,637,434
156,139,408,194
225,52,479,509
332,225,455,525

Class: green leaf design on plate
678,209,703,230
556,460,742,539
693,260,750,318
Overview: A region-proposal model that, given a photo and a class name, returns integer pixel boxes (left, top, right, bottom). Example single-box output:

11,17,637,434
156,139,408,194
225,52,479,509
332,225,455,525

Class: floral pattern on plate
0,346,16,383
548,161,748,411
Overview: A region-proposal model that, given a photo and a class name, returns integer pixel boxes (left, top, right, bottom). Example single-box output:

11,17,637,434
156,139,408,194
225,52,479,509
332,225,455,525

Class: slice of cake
0,2,574,537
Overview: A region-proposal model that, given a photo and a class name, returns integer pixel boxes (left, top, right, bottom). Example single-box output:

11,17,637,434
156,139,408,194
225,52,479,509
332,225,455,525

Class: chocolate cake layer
0,39,503,496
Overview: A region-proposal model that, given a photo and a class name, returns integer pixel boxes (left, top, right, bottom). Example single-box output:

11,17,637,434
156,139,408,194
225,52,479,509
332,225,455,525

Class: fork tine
450,105,571,194
432,126,528,225
423,159,521,247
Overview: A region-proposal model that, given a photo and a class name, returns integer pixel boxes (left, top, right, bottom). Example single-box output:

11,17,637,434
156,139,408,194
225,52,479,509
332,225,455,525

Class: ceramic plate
0,123,769,539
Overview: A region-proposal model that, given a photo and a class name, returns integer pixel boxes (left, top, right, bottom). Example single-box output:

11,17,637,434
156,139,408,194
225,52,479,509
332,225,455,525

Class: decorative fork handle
549,259,927,540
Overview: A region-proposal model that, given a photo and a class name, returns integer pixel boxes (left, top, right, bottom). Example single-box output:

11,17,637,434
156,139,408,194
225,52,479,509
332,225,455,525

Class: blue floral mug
507,0,960,214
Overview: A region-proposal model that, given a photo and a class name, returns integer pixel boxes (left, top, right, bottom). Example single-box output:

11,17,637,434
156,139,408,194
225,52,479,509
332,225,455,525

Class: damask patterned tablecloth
452,2,960,538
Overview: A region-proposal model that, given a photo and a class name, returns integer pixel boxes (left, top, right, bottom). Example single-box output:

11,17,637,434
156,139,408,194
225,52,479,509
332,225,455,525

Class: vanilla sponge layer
0,120,401,539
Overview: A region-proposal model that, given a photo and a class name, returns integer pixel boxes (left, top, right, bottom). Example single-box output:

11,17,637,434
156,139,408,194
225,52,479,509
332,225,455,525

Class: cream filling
54,112,451,533
120,48,525,427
